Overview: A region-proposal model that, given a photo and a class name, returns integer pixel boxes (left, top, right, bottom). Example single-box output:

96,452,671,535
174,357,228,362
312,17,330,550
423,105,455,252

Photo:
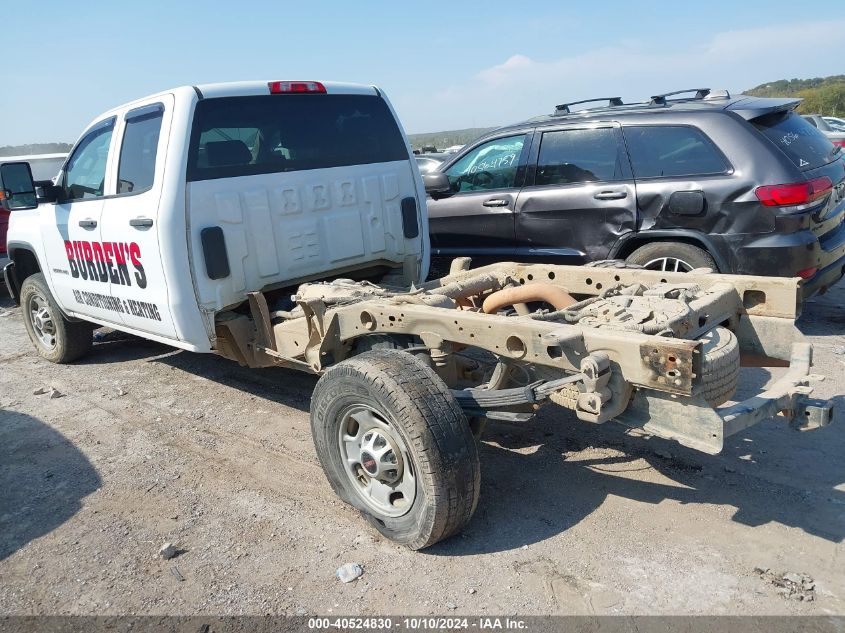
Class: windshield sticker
465,153,518,174
777,132,801,147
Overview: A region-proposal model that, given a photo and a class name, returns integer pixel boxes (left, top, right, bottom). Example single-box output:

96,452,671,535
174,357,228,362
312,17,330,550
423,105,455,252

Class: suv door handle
594,191,628,200
78,218,97,229
129,217,154,228
482,199,509,207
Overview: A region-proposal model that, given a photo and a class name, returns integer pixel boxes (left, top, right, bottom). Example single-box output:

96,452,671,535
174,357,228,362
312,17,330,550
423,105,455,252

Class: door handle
129,217,154,228
593,191,628,200
78,218,97,229
482,199,509,207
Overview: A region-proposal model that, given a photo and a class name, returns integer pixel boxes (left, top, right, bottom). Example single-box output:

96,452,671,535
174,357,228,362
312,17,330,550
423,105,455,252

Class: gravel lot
1,281,844,616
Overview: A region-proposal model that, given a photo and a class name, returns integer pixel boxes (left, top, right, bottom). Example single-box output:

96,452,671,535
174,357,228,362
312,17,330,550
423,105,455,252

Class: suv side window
445,134,527,192
623,126,729,179
117,104,164,195
535,128,624,186
63,119,115,201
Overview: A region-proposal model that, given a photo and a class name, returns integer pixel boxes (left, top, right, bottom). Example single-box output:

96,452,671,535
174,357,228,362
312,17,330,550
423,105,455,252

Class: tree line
0,142,73,157
745,75,845,116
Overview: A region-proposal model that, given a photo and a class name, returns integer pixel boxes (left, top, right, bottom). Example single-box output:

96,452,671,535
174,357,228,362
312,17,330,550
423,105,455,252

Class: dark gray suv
423,89,845,296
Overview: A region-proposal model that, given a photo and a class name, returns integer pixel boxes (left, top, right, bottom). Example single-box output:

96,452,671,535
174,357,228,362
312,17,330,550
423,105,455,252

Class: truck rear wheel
310,349,480,549
20,273,93,364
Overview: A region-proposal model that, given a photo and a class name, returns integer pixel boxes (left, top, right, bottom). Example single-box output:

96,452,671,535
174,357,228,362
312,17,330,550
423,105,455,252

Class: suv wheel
625,242,717,273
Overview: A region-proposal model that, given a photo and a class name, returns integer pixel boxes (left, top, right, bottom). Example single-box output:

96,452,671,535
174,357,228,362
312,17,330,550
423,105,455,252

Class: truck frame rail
213,261,832,454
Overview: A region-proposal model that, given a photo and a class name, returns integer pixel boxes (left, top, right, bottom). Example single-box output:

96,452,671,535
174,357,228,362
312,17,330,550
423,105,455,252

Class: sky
2,0,844,146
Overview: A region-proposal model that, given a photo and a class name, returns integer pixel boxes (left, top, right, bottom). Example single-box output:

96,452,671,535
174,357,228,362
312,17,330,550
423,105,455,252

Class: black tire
585,259,643,269
626,242,717,272
427,256,452,282
20,273,93,363
353,334,419,354
698,327,739,406
310,349,480,550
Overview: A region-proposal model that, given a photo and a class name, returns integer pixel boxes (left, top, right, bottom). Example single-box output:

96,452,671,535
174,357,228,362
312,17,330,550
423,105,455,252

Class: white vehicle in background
823,116,845,132
802,114,845,148
1,153,67,271
0,153,67,182
414,154,444,173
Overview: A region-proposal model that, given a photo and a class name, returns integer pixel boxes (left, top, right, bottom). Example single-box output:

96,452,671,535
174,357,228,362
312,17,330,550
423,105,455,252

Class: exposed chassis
214,261,834,454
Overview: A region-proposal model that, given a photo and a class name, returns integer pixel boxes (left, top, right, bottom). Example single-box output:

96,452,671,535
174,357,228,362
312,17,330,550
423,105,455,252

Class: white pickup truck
1,80,835,549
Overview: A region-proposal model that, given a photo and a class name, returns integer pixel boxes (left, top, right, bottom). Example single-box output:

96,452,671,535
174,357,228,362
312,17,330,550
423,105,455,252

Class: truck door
99,96,179,339
514,125,636,263
40,118,125,324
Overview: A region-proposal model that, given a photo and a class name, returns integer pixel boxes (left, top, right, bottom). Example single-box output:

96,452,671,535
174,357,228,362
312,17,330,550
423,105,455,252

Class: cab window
117,104,164,195
187,95,408,181
63,120,115,201
445,134,527,192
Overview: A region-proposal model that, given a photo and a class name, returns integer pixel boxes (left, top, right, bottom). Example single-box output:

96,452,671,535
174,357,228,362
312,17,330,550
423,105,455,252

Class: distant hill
408,127,496,151
744,75,845,115
745,75,845,97
0,142,72,157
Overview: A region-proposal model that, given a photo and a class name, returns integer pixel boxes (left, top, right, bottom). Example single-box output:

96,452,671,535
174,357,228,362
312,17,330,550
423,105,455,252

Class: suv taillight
833,139,845,148
755,176,833,207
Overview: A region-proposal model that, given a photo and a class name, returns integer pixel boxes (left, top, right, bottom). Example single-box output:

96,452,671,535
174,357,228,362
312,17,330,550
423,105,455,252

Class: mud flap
615,390,725,454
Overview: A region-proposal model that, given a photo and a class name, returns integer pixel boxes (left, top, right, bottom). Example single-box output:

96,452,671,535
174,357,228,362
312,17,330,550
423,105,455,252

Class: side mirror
35,180,63,204
0,162,38,210
423,172,452,199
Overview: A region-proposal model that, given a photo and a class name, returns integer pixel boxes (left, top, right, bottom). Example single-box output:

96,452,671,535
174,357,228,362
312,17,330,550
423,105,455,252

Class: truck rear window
187,94,408,181
752,111,838,171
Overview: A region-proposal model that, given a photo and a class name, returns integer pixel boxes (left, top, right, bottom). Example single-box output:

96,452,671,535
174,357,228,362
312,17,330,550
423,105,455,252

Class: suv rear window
623,126,729,178
752,111,838,171
187,94,408,182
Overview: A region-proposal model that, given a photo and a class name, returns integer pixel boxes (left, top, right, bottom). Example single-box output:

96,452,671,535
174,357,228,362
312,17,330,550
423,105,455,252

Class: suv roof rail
554,97,624,115
649,88,730,105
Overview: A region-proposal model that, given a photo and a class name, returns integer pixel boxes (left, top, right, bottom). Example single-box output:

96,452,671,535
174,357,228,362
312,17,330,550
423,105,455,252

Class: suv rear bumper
734,213,845,297
802,251,845,297
803,211,845,296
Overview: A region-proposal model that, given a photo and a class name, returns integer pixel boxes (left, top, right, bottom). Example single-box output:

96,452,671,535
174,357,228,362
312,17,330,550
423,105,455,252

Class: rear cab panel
184,82,428,325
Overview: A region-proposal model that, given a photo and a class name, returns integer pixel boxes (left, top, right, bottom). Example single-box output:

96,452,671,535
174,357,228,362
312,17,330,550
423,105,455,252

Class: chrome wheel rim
28,293,57,350
337,405,416,517
643,256,694,272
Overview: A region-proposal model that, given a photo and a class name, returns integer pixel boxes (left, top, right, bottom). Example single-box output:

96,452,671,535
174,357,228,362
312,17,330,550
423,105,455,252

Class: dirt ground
1,280,844,617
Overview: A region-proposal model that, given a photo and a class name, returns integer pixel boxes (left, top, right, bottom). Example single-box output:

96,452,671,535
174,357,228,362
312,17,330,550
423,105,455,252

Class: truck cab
2,81,428,356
